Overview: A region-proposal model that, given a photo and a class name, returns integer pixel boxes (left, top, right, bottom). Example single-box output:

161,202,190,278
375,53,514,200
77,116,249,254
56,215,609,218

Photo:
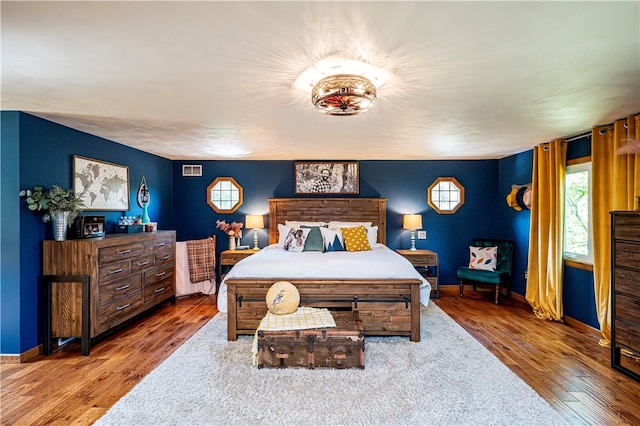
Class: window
207,177,243,213
428,177,465,214
564,161,593,265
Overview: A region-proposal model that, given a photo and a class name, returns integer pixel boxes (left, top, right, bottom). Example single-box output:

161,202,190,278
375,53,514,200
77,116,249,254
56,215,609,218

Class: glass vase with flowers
216,220,243,250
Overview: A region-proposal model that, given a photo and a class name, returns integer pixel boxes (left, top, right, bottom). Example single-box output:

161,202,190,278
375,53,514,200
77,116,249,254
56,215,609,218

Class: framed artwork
73,155,130,211
294,161,359,195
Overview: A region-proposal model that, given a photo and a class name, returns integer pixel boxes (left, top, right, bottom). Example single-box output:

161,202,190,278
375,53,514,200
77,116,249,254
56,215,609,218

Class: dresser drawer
614,215,640,242
99,260,131,283
144,276,174,304
145,265,174,286
222,251,253,265
615,242,640,270
99,242,144,263
131,255,154,273
615,319,640,352
615,293,640,326
614,268,640,296
405,254,436,265
98,291,143,324
155,251,174,266
99,274,142,305
144,236,174,254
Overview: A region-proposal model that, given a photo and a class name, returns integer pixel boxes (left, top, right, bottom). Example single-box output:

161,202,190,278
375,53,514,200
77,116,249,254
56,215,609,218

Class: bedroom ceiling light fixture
403,214,423,251
311,74,377,116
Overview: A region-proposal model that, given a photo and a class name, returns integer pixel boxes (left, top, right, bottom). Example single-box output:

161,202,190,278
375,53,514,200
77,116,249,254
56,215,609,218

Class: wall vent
182,164,202,177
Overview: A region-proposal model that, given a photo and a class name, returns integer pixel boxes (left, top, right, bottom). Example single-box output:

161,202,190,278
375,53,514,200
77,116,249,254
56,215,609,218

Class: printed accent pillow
341,226,372,252
469,246,498,271
319,227,345,252
282,228,311,252
300,225,326,252
277,224,292,248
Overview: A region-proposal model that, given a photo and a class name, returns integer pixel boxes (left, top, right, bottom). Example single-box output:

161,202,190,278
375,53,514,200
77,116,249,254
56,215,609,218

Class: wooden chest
257,310,365,369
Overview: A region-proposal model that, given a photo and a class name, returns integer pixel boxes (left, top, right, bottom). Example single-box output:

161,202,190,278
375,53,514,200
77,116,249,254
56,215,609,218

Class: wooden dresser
43,231,176,355
611,211,640,382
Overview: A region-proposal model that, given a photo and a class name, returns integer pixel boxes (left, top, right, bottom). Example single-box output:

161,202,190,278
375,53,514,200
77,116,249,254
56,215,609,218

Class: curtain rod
565,131,591,142
564,119,630,141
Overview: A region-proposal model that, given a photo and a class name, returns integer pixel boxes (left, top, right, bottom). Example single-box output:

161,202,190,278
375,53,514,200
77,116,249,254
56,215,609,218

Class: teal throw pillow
300,225,325,252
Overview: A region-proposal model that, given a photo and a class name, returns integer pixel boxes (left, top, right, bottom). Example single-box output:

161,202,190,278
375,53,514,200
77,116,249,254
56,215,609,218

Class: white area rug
96,303,568,425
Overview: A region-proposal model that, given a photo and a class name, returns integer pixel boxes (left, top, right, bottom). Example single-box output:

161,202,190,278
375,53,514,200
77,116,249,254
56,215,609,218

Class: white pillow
282,228,311,252
468,246,498,271
367,225,378,247
285,221,327,227
277,224,292,248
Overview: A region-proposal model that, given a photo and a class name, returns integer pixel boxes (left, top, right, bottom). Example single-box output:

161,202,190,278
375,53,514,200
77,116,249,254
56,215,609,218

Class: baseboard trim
437,284,601,336
0,344,42,364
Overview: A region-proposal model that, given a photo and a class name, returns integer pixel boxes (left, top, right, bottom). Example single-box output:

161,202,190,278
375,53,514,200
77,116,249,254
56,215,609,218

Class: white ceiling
2,1,639,161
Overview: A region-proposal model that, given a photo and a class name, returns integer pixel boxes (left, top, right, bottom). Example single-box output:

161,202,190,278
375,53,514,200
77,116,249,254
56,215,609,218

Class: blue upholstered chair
457,239,514,304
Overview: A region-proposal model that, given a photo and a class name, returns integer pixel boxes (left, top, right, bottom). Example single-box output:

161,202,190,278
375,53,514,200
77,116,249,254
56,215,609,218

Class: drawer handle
153,286,165,294
154,242,166,247
108,268,124,275
116,303,131,311
414,258,426,262
116,249,132,255
161,255,171,260
115,283,130,291
137,260,150,266
155,271,167,277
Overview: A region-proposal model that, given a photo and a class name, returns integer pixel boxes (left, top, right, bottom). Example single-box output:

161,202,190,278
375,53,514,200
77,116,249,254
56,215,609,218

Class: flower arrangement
19,185,85,226
216,219,243,236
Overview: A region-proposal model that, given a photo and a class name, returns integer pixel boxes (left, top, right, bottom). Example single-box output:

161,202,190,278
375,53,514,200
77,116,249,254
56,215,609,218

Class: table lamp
403,214,422,251
246,214,264,250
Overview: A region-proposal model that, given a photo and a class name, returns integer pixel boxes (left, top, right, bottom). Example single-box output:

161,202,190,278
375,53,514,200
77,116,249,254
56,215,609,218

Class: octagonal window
428,177,464,214
207,177,243,214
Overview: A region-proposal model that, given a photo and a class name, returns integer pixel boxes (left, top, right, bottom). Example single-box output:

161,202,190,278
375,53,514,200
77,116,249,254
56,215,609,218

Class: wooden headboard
268,198,387,245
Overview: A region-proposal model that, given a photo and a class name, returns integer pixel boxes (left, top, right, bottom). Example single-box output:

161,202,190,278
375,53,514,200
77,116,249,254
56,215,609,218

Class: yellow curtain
592,114,640,346
526,139,567,321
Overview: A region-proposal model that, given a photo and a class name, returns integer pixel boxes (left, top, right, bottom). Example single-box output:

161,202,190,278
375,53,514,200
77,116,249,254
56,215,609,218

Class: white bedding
217,244,431,312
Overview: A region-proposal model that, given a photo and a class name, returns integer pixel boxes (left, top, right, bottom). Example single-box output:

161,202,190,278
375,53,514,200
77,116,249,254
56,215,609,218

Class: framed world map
73,156,130,211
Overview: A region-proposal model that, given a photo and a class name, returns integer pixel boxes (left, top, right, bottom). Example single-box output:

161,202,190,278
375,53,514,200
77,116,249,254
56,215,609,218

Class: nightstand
395,249,439,298
220,249,257,281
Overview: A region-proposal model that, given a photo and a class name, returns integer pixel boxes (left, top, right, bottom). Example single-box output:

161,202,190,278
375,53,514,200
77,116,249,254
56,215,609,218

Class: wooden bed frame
225,198,422,341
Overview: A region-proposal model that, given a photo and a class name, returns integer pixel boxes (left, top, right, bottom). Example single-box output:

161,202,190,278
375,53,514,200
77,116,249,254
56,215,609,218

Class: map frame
73,155,130,211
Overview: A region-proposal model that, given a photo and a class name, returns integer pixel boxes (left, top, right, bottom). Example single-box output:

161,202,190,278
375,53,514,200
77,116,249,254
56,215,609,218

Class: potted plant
19,185,86,240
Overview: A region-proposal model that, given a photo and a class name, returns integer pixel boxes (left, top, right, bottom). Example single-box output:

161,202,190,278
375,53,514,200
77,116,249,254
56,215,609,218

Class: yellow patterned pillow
341,226,372,252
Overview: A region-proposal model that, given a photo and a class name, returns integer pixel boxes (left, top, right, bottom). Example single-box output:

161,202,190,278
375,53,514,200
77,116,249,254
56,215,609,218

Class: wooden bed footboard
225,278,422,342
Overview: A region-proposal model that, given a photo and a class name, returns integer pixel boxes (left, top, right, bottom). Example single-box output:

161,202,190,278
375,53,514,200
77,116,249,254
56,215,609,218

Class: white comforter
217,244,431,312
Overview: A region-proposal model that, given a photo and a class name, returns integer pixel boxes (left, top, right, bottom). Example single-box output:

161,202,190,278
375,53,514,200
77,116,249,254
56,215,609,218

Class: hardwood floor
2,288,639,425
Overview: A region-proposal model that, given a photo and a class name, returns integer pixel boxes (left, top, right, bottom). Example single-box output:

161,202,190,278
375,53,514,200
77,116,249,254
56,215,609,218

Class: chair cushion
457,267,506,284
468,246,498,271
472,239,514,274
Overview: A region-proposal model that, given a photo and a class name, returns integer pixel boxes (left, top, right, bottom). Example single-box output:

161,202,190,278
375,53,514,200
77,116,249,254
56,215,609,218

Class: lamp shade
246,214,264,229
403,214,422,230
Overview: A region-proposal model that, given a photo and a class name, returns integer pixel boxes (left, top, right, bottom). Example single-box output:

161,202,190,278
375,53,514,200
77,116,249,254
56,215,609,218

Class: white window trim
563,161,593,265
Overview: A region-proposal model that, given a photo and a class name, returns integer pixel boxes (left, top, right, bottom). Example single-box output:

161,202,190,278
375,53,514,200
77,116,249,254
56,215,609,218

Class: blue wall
1,112,173,354
1,111,600,355
498,136,599,329
1,112,22,354
172,159,500,285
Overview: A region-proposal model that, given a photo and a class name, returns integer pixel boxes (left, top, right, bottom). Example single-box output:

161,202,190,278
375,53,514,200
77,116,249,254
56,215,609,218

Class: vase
228,236,236,250
52,211,68,241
